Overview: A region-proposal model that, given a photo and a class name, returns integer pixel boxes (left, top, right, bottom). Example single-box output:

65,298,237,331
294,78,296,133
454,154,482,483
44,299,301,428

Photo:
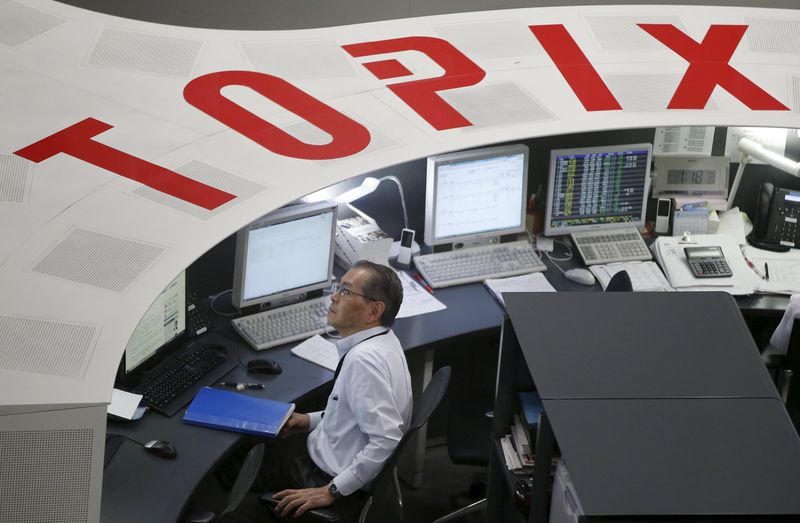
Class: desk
101,253,792,522
100,278,505,523
491,292,800,522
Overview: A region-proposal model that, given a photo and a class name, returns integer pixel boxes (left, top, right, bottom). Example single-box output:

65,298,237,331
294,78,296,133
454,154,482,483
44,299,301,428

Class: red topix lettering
14,118,235,210
184,70,370,160
529,25,622,112
638,24,789,110
343,36,485,130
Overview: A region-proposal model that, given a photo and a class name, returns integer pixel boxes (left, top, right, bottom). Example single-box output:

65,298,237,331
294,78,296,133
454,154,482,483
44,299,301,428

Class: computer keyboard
571,228,652,265
231,296,330,351
131,343,234,416
413,240,546,289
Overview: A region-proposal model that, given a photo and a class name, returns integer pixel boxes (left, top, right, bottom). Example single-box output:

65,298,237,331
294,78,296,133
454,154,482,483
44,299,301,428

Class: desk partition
492,292,800,522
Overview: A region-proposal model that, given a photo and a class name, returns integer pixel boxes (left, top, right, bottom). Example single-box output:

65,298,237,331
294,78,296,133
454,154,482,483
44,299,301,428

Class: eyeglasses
330,282,379,302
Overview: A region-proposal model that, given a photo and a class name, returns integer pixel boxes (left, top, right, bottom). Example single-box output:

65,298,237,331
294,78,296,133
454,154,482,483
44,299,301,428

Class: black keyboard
132,344,235,416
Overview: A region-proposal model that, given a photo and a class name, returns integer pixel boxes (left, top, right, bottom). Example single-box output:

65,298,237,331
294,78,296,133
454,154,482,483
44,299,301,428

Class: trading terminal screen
425,144,528,246
544,144,651,235
124,272,186,373
231,201,338,310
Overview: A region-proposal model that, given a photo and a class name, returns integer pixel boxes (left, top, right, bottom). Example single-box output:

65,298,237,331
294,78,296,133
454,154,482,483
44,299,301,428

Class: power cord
209,289,237,317
544,238,574,274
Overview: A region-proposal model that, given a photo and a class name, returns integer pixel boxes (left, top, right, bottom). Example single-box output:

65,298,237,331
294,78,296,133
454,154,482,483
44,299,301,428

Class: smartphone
655,198,672,235
396,228,414,269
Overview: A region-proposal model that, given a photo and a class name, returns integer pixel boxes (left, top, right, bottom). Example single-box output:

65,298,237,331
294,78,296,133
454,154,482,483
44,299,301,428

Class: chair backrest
362,366,451,523
606,270,633,292
221,443,265,518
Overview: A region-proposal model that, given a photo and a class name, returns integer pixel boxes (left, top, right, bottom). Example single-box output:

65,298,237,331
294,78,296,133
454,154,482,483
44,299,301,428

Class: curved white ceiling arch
1,0,799,411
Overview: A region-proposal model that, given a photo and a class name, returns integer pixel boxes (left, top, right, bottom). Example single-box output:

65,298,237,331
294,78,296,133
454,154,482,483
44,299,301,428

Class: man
255,260,412,521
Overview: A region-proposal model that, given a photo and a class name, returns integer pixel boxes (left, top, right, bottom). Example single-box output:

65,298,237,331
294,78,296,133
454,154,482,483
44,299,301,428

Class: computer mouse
247,358,282,375
143,440,177,460
564,268,596,286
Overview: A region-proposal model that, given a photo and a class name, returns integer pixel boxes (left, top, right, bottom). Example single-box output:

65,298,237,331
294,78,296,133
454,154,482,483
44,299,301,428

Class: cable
210,289,238,317
544,238,574,274
109,432,145,446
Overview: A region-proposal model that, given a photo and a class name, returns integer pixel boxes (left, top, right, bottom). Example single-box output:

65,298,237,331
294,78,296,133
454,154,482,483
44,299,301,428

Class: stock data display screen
547,147,650,231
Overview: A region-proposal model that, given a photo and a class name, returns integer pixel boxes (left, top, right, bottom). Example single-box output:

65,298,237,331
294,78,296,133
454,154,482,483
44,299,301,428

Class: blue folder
183,387,295,437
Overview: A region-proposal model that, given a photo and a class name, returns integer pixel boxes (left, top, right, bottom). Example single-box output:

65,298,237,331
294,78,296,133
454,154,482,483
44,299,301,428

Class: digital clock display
667,169,716,186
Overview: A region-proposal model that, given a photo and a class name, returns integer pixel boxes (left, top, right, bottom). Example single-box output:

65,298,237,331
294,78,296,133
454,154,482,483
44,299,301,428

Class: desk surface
505,291,779,400
101,256,790,523
546,397,800,518
100,278,505,523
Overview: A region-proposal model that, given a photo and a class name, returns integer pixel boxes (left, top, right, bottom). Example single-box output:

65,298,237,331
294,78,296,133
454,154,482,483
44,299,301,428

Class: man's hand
278,412,311,438
273,485,335,517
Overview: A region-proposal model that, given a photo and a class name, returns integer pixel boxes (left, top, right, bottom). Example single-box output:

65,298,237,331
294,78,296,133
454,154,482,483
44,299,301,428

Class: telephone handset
748,182,800,252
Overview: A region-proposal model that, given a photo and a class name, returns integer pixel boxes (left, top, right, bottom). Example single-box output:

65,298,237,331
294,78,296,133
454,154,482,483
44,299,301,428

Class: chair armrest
260,492,340,522
762,346,788,369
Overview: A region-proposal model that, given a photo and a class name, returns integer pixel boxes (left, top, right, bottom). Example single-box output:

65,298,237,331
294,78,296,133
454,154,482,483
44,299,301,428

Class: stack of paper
651,234,760,295
742,245,800,295
589,261,673,292
483,272,556,307
291,335,338,372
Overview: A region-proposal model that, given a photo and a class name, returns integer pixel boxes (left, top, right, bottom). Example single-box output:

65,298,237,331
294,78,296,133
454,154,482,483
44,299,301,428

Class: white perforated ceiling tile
0,428,93,522
442,82,553,129
31,228,164,292
585,15,686,51
131,160,265,219
0,1,65,47
0,154,33,204
746,18,800,54
605,73,718,112
87,28,203,76
0,315,97,378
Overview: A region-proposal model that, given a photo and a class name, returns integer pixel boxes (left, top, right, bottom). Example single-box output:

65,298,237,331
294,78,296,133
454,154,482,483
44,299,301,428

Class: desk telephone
749,182,800,252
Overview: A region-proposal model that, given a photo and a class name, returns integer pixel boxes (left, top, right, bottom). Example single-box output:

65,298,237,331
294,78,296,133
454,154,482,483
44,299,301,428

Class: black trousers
219,434,366,523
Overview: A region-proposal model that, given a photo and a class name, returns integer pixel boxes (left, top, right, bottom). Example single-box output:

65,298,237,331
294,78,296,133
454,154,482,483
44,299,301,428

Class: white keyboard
571,228,652,265
231,297,330,351
413,240,546,289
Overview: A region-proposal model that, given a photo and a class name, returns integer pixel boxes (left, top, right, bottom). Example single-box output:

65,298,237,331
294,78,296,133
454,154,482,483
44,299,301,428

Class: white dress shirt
306,326,412,495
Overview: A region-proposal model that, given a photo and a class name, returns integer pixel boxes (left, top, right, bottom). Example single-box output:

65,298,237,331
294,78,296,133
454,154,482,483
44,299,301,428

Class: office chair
261,365,452,523
432,386,493,523
762,318,800,432
605,270,633,292
183,443,265,523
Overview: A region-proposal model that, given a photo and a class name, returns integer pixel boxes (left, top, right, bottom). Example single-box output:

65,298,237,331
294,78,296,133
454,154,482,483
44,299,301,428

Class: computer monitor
231,200,338,311
544,143,652,236
424,144,529,249
117,271,186,386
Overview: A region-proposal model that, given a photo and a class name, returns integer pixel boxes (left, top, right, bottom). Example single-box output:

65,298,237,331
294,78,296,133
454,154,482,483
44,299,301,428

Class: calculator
684,246,732,278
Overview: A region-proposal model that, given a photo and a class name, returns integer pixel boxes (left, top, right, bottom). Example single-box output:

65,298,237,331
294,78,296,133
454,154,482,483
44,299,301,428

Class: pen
412,272,434,294
765,262,770,281
739,246,766,280
220,382,263,391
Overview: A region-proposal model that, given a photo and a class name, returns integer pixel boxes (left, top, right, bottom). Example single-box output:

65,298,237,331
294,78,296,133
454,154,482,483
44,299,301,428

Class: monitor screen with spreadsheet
118,271,186,379
543,143,652,236
424,144,529,247
231,201,338,311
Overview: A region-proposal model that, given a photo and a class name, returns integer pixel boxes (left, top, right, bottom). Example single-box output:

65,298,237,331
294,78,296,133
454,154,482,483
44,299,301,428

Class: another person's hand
273,485,334,517
279,412,311,438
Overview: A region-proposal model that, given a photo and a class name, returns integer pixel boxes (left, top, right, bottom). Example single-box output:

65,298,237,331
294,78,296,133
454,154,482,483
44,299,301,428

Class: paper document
589,261,673,292
742,245,800,295
652,234,760,295
654,126,714,156
716,208,749,243
291,334,338,372
396,271,446,318
107,389,143,420
483,272,556,307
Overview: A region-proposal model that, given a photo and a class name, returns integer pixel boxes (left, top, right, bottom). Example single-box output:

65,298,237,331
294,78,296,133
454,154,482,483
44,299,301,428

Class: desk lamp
727,137,800,210
335,176,420,260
